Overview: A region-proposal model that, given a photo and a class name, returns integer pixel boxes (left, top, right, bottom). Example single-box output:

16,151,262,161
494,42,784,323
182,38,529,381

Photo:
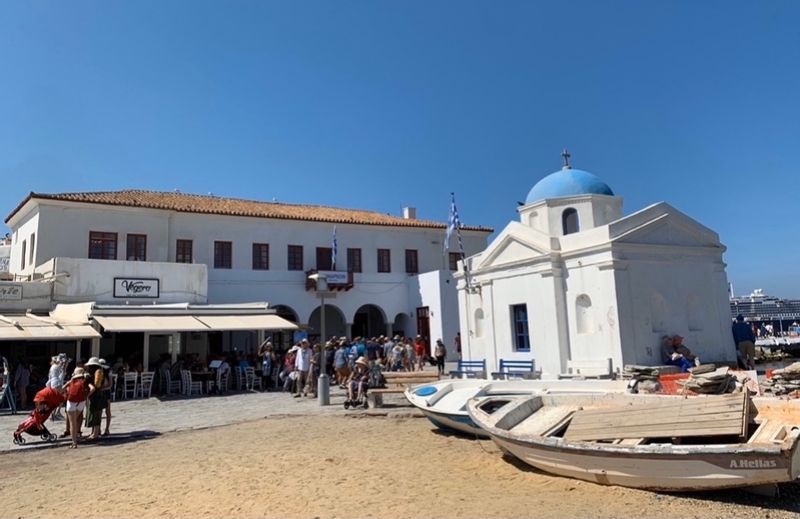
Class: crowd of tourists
269,334,448,401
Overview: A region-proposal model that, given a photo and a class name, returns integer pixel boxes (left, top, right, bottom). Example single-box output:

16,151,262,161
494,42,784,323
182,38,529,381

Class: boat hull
421,408,486,437
493,435,793,491
467,393,800,491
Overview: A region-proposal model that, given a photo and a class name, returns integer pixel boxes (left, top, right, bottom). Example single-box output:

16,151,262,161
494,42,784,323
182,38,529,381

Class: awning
195,314,298,331
0,315,101,341
93,315,209,333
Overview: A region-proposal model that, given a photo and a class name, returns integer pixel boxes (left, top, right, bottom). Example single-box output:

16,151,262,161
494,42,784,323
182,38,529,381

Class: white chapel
456,152,736,378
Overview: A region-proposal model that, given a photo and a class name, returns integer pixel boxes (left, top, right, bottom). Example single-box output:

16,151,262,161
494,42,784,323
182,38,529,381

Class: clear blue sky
2,1,798,296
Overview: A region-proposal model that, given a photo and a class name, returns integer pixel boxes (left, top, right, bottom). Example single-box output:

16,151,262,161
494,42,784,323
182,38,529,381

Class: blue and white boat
404,378,630,437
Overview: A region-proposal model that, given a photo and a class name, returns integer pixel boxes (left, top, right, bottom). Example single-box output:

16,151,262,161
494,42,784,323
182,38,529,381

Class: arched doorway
308,304,347,343
272,305,299,323
393,313,410,338
352,304,387,339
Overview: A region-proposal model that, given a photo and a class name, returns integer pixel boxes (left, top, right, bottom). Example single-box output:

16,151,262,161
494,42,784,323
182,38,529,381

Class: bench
558,358,614,380
449,359,486,379
490,359,539,380
367,371,440,408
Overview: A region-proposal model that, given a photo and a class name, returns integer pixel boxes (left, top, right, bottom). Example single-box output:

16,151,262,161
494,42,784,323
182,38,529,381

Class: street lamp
308,272,330,405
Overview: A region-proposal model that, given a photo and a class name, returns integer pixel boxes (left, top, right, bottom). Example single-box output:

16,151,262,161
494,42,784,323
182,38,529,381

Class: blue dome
525,168,614,204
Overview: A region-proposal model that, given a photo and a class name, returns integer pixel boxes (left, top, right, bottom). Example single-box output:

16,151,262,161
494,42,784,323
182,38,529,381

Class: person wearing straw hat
62,367,93,448
84,357,105,440
46,355,67,421
346,356,370,405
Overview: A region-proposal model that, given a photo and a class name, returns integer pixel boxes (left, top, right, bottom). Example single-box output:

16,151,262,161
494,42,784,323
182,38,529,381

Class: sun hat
85,357,102,367
70,367,86,380
355,356,369,367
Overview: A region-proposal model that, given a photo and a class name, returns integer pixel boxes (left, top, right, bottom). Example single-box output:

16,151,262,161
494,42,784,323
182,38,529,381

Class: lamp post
308,273,330,405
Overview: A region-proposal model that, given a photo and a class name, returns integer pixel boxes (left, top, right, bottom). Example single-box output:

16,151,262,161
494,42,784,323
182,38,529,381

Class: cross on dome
561,149,571,170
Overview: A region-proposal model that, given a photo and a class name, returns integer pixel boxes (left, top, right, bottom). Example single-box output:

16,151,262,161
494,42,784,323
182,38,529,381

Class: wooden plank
563,393,747,441
568,412,746,430
565,421,747,441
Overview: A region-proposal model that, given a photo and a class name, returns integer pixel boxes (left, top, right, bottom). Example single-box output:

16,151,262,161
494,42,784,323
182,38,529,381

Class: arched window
562,208,579,235
474,308,484,338
576,294,593,334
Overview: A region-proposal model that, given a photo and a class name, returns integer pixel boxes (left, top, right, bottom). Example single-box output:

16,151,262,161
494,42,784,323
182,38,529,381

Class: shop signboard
113,278,160,298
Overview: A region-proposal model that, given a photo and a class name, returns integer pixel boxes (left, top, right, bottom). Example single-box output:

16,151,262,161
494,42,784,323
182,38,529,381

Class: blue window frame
511,304,530,351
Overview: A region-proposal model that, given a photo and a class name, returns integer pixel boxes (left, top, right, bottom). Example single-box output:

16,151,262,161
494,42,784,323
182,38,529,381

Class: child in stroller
13,386,65,445
344,357,370,409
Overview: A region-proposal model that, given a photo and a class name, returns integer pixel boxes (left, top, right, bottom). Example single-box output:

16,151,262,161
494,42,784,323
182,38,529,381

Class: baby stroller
13,387,64,445
13,407,57,445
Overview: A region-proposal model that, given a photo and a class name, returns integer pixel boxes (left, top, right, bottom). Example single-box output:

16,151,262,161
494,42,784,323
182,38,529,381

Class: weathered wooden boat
466,392,800,491
404,378,630,437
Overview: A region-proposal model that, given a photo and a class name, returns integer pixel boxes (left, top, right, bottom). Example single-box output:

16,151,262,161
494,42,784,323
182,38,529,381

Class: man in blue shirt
732,315,756,370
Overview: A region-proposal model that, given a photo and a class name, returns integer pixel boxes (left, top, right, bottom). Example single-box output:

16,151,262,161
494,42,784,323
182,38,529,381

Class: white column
345,323,352,340
75,340,82,363
91,337,100,358
171,333,180,364
143,332,151,371
385,323,393,338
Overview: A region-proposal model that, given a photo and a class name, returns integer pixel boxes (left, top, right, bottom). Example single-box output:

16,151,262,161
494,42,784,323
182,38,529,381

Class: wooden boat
404,378,630,437
466,391,800,491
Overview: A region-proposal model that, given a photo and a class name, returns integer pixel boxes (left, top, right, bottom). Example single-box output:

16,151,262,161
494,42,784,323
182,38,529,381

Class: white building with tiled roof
3,190,491,365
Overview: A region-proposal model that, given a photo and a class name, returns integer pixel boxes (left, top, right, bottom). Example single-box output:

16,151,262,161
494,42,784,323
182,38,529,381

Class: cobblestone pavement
1,384,361,452
0,364,452,453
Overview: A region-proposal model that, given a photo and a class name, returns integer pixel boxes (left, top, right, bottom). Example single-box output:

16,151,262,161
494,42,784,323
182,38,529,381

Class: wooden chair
122,372,138,399
233,367,246,391
180,370,203,396
138,371,155,398
245,367,261,391
207,369,230,394
161,370,182,395
491,359,539,380
449,359,487,379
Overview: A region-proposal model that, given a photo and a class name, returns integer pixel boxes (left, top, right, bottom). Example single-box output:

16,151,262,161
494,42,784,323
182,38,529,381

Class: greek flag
444,193,460,252
331,225,338,270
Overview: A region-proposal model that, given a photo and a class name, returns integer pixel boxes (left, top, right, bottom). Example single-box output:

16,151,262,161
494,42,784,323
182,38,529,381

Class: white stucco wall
6,198,490,337
34,257,208,305
0,280,52,312
459,196,734,379
9,208,40,277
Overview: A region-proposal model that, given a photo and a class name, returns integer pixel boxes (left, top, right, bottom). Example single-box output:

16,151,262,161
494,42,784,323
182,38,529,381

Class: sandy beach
3,412,800,519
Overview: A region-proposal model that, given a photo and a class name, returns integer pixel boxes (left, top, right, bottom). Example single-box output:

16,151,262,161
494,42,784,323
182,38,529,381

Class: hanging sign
113,278,160,298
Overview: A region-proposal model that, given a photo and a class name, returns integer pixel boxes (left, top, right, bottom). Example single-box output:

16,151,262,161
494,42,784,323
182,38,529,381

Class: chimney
402,207,416,220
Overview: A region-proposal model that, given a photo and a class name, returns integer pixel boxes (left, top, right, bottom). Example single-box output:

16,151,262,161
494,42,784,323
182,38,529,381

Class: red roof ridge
5,189,493,232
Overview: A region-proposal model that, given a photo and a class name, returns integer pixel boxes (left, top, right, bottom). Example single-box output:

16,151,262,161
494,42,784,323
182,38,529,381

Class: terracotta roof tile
6,190,493,232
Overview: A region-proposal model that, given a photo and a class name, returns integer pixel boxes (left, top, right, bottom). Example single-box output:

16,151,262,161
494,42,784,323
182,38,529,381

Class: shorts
66,400,86,413
738,340,756,360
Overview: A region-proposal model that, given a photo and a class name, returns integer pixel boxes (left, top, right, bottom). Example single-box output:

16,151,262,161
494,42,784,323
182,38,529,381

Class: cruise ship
730,288,800,352
729,288,800,324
